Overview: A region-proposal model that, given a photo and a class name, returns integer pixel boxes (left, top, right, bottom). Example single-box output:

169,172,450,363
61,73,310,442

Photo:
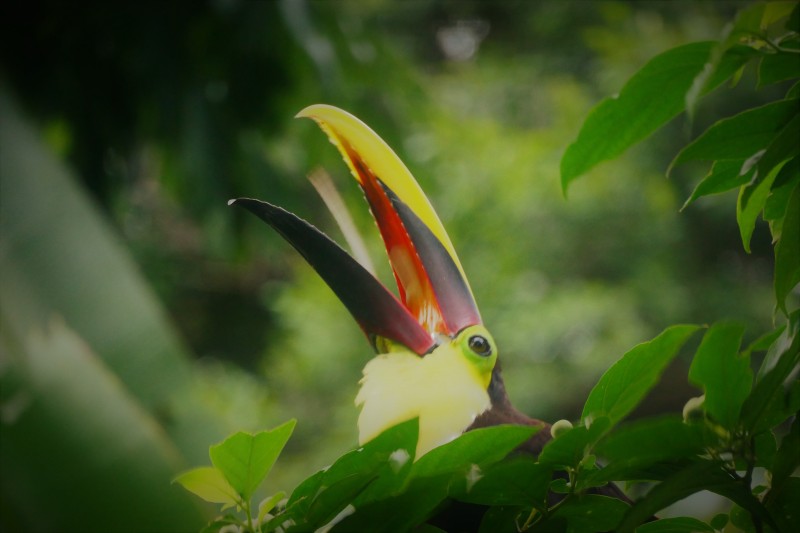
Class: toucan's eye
468,335,492,357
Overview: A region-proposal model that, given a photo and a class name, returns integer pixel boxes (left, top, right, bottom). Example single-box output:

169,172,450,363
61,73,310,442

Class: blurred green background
0,1,781,530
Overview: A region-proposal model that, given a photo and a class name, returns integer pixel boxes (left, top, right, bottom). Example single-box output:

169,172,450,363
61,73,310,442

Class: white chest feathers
355,344,492,458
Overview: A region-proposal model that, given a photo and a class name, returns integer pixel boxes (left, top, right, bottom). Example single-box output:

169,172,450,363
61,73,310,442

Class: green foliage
175,421,296,532
176,3,798,532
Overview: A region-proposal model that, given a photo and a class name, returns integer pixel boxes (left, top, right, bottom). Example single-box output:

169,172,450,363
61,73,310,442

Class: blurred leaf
682,159,754,209
561,42,754,191
173,466,240,508
634,516,714,532
582,325,700,427
670,99,798,171
0,318,208,531
209,420,295,501
774,183,800,313
688,322,750,429
0,86,196,410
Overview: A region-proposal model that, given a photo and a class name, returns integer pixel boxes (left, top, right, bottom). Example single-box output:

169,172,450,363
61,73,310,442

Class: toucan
231,106,634,528
231,104,553,460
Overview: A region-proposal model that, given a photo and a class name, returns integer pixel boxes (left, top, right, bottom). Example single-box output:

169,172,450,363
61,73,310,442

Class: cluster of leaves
177,2,799,531
177,320,797,532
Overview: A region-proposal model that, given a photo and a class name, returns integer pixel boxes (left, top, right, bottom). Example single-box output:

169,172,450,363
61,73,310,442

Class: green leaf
759,48,800,86
771,417,800,492
539,418,610,469
670,99,798,171
578,416,706,488
589,416,706,486
173,466,240,508
199,515,243,533
330,476,451,533
688,322,750,429
737,160,785,252
681,159,755,209
742,311,800,432
765,476,800,532
550,495,629,533
411,424,540,479
209,419,296,501
479,505,527,533
281,419,418,528
634,516,714,532
257,491,286,527
757,113,800,185
582,325,700,427
775,183,800,312
764,161,800,239
560,42,752,192
455,456,552,508
617,460,774,533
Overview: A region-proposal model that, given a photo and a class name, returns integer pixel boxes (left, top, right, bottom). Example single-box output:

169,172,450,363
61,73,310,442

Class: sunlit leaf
173,466,240,508
582,325,700,427
209,419,296,501
688,322,750,429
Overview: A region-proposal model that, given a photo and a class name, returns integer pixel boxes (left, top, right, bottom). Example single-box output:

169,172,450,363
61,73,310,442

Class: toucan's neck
467,360,553,456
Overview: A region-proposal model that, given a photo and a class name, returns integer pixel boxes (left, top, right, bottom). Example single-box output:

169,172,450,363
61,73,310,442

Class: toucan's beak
231,105,481,355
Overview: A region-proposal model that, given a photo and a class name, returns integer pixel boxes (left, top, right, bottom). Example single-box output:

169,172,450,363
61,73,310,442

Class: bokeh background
0,1,781,531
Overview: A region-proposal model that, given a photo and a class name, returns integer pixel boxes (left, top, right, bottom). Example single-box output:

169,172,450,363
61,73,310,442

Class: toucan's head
231,105,499,457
